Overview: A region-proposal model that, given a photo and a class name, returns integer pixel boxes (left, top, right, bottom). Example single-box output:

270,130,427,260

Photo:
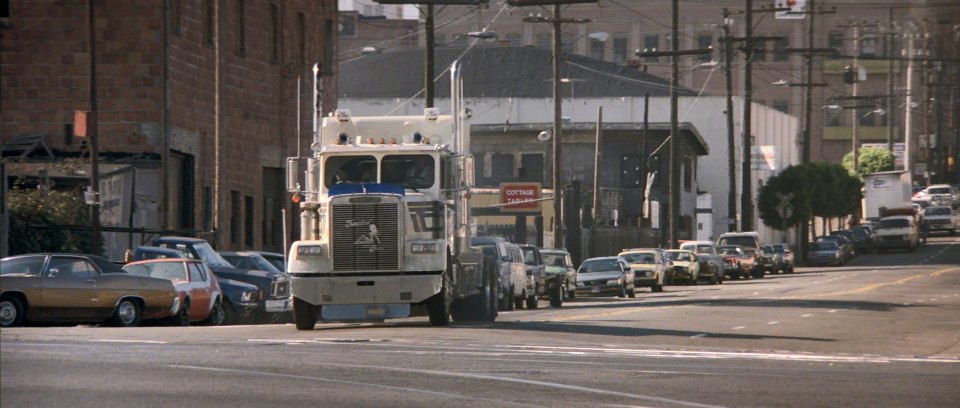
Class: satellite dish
537,131,551,142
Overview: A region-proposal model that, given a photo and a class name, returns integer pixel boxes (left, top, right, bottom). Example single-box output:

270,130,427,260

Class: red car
123,259,225,326
717,245,756,280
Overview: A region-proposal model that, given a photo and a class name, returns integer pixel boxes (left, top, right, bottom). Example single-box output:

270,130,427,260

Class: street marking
732,326,746,330
767,321,780,325
903,303,911,306
90,339,167,344
801,314,812,317
168,363,728,408
691,334,708,338
827,309,837,313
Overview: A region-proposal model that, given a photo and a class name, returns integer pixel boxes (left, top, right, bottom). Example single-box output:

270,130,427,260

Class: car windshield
718,246,741,255
542,253,567,267
123,262,188,283
522,248,538,266
927,187,951,195
167,241,233,268
620,253,655,264
926,207,951,216
0,256,45,276
816,242,839,250
878,218,910,229
666,251,692,262
761,246,774,254
718,236,756,248
579,259,621,273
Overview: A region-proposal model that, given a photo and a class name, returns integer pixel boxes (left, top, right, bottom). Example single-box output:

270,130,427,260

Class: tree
757,164,814,231
758,161,863,233
7,186,95,255
842,146,895,177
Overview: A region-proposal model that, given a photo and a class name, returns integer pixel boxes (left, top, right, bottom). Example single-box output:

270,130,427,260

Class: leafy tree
758,161,862,230
842,146,895,177
757,164,813,231
7,186,95,255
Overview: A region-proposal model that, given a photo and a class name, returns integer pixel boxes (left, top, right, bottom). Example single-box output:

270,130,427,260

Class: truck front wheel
293,296,319,330
427,270,453,326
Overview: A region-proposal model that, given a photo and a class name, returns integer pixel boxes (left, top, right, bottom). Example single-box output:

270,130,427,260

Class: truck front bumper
290,272,443,305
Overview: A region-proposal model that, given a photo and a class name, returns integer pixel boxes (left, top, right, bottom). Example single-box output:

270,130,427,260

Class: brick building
2,0,338,258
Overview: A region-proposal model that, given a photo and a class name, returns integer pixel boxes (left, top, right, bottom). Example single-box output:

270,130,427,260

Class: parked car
518,244,550,309
716,232,762,278
123,258,225,326
575,256,635,298
664,249,700,285
618,248,667,292
808,241,845,266
130,246,260,324
832,230,861,257
678,240,723,284
758,245,781,274
717,245,757,279
221,251,283,273
921,206,957,236
472,237,526,311
817,235,854,262
152,237,291,323
769,243,795,273
845,227,876,254
913,184,959,208
1,253,181,327
540,248,577,301
251,251,286,272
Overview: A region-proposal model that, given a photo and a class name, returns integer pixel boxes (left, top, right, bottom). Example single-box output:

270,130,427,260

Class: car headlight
240,290,256,302
297,245,325,256
607,278,623,285
411,242,438,254
645,271,653,277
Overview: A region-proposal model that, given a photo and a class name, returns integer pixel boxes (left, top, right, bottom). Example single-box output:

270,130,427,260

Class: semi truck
284,62,497,329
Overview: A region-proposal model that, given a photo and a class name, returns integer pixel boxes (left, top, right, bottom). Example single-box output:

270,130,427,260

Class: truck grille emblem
354,224,381,253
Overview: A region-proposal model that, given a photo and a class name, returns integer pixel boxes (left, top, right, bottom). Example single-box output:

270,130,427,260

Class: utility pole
851,23,861,173
425,4,435,107
214,0,223,248
722,9,737,233
886,7,895,151
87,0,102,256
589,106,602,257
637,1,711,247
511,0,595,250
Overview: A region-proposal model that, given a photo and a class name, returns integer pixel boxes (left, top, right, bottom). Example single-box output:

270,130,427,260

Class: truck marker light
367,138,374,144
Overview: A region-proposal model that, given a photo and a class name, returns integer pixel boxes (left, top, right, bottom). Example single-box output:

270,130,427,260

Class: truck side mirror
286,157,300,192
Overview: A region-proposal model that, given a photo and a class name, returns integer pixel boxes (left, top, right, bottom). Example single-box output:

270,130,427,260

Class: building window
828,31,843,59
491,154,514,183
505,33,521,46
772,36,789,61
697,34,712,62
244,195,254,247
269,4,279,63
535,32,550,49
235,0,246,56
297,12,305,74
519,154,544,183
620,155,643,188
339,14,356,37
861,34,877,58
171,0,182,34
613,34,628,63
773,100,789,114
589,37,604,60
230,190,240,244
204,0,215,45
683,158,692,191
643,35,659,62
561,32,574,54
203,187,213,232
324,18,335,74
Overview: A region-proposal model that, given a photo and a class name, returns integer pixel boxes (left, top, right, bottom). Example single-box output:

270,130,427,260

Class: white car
922,206,957,236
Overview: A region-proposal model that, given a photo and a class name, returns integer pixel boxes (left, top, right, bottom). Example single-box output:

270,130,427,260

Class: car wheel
628,284,636,298
0,296,26,328
618,284,626,298
709,273,719,285
506,285,516,311
514,290,526,310
567,285,576,299
549,283,563,307
526,286,539,309
203,300,225,326
112,299,142,327
171,302,190,326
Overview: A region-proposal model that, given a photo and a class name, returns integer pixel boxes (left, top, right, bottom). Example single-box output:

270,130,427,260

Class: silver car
575,256,636,298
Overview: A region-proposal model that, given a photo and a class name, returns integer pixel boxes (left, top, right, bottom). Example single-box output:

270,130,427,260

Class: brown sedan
0,253,181,327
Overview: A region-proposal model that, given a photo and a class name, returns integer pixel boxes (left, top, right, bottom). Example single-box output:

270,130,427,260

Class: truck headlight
411,242,438,254
297,245,325,256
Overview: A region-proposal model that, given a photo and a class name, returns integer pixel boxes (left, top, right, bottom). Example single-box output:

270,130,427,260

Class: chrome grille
332,202,400,271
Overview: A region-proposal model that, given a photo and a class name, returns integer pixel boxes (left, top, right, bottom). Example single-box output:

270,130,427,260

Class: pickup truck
471,237,526,311
151,237,292,323
130,246,261,324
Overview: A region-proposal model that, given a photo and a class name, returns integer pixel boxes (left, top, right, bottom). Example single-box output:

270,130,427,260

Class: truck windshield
325,155,377,187
382,154,434,190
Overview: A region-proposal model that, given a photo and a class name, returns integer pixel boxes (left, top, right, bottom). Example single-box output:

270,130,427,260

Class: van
876,215,920,252
471,237,526,311
716,231,763,278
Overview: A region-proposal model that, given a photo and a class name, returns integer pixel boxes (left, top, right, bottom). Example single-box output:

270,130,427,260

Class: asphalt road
2,236,959,408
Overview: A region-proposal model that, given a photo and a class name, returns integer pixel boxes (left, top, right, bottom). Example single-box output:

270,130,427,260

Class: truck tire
526,285,539,309
427,270,453,326
293,296,319,330
514,290,526,310
549,282,563,308
451,256,498,323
